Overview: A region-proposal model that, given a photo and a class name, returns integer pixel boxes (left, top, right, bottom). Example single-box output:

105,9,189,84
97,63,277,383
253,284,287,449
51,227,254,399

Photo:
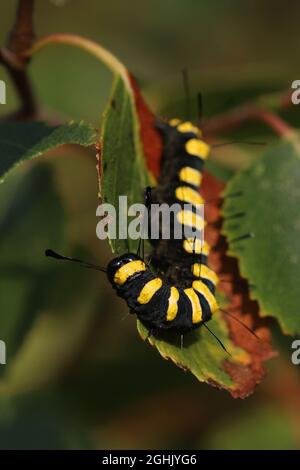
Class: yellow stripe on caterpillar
114,260,146,286
166,286,180,321
183,238,210,256
192,264,219,286
169,118,181,127
192,280,219,314
185,138,210,159
137,278,163,304
179,167,202,186
175,186,204,205
177,121,201,136
184,288,202,323
176,209,205,231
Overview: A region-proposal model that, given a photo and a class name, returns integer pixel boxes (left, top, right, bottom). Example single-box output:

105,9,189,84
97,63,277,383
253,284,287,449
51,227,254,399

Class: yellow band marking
176,210,205,231
114,260,146,286
137,278,162,304
192,264,219,286
175,186,204,206
184,288,202,323
169,118,181,127
193,280,219,314
177,121,201,136
179,167,202,186
183,238,210,256
185,138,210,159
166,286,180,321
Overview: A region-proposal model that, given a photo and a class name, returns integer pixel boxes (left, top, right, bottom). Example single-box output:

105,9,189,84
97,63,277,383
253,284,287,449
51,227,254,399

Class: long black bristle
220,308,260,340
45,249,106,273
203,323,231,356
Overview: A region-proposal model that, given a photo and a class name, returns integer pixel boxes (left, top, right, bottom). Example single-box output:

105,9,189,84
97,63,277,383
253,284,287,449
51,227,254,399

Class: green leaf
101,75,150,254
222,133,300,335
0,121,96,183
138,315,252,395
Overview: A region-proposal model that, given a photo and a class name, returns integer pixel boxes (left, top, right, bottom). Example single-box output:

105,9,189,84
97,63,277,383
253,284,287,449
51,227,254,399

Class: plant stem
8,0,35,57
203,90,294,138
26,33,130,90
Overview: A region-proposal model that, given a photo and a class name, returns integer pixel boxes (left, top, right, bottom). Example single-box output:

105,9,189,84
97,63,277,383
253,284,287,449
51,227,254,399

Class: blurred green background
0,0,300,450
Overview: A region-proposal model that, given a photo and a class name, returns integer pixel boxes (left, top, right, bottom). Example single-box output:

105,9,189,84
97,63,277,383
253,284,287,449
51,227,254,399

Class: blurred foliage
205,406,295,450
0,0,300,451
0,164,65,364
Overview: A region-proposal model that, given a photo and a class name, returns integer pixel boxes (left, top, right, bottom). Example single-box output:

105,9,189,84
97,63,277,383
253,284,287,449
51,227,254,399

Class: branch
203,89,294,137
0,0,37,119
8,0,35,57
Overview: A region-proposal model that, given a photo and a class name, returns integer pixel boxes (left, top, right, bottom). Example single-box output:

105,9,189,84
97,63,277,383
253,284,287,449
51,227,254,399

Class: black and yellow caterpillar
107,119,219,334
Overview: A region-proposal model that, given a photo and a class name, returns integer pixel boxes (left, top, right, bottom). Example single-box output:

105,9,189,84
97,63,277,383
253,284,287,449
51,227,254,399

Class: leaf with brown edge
132,85,276,396
201,171,277,398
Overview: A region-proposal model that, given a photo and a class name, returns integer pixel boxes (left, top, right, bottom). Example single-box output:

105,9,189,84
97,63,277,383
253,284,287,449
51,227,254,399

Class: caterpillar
106,119,219,334
46,117,257,344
